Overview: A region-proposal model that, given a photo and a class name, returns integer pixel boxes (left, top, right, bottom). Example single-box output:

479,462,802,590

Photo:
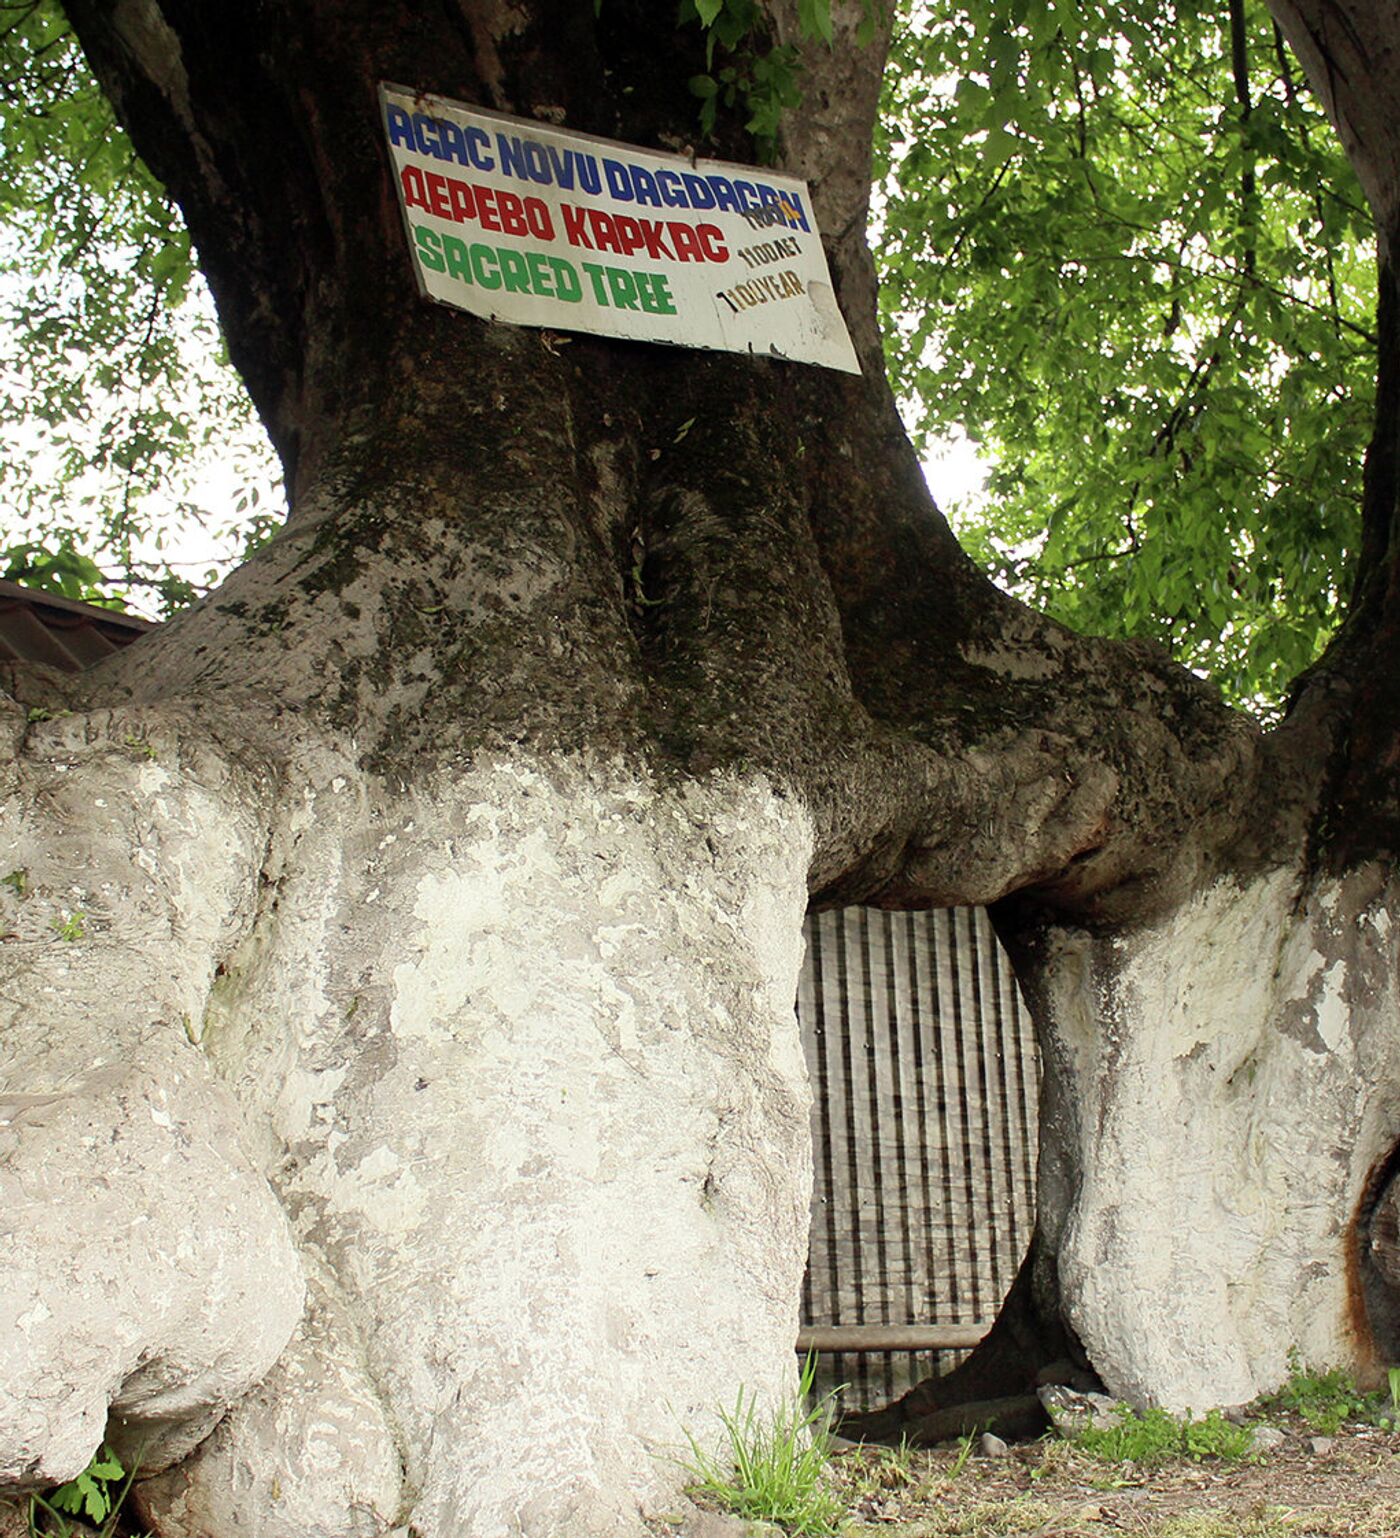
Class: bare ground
829,1413,1400,1538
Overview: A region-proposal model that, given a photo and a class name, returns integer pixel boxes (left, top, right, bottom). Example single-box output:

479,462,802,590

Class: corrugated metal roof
0,578,154,672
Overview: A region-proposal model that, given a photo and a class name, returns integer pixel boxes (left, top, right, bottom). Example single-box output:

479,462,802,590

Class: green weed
29,1443,139,1538
948,1430,978,1477
847,1437,916,1497
674,1354,846,1536
49,911,85,942
883,1436,915,1486
2,868,29,898
1265,1350,1395,1433
1074,1406,1254,1464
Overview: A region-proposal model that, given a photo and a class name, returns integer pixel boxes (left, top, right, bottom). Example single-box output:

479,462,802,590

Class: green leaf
88,1449,124,1483
797,0,835,43
0,0,284,615
875,0,1373,715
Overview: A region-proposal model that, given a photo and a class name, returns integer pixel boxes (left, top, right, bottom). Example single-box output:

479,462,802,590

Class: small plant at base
673,1353,846,1536
846,1437,916,1499
28,1443,140,1538
948,1429,978,1478
50,911,85,942
876,1435,915,1488
1267,1350,1383,1433
1074,1406,1255,1464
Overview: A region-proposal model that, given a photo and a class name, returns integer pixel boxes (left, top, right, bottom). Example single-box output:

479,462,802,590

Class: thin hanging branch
1229,0,1258,278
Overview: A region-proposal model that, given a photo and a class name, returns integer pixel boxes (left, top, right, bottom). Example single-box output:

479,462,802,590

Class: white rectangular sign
381,86,860,374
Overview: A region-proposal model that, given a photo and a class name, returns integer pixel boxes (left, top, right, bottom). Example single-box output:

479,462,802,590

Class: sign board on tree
381,86,861,375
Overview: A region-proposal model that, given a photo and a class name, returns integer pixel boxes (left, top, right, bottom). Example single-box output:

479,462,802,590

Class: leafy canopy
0,0,280,613
0,0,1377,713
877,0,1375,712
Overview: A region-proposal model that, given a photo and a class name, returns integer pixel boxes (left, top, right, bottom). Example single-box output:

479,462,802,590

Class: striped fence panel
798,907,1040,1411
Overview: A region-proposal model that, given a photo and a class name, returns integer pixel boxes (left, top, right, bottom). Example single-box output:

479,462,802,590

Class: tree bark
2,0,1397,1530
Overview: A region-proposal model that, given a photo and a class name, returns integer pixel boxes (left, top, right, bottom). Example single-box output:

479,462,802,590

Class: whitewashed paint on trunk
1033,865,1400,1411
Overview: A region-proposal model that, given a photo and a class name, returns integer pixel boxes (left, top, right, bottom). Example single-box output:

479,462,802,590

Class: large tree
3,2,1400,1536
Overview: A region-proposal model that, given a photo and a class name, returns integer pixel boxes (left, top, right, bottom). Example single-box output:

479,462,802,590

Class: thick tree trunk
5,0,1400,1531
1004,860,1400,1411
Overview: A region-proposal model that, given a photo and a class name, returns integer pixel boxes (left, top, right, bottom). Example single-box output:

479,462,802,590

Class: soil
829,1411,1400,1537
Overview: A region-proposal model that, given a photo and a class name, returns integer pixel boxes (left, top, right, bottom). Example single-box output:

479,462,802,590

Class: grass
842,1502,1400,1537
662,1354,1400,1537
851,1507,1375,1537
846,1439,918,1497
1263,1351,1400,1433
830,1429,1400,1538
948,1432,977,1478
1072,1405,1256,1464
675,1355,847,1536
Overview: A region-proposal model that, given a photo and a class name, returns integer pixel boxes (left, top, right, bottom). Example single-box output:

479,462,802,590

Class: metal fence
797,907,1040,1411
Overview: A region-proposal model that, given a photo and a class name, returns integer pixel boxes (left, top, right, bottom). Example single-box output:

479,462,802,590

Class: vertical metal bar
944,907,985,1323
892,910,929,1408
801,914,843,1360
851,908,888,1404
973,908,1017,1299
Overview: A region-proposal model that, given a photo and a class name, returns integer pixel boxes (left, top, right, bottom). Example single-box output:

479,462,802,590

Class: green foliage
877,0,1375,712
1074,1405,1255,1463
29,1443,139,1538
681,0,811,154
0,0,280,615
1264,1353,1400,1432
674,1354,847,1535
49,910,85,942
2,867,29,898
1,541,120,608
680,0,880,156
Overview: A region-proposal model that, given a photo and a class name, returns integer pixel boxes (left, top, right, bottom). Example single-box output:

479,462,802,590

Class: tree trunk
866,0,1400,1438
3,0,1399,1531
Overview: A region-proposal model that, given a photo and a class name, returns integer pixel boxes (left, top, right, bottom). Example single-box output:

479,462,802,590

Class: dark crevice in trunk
836,1241,1095,1446
1351,1134,1400,1375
